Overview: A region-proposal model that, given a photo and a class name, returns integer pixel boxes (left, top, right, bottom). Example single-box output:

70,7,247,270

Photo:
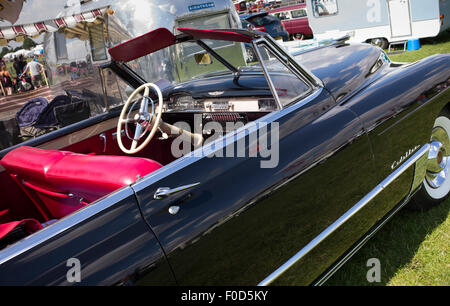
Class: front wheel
408,109,450,210
370,37,388,49
293,33,305,40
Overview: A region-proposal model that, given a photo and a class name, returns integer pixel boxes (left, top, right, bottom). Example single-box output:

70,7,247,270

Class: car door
0,187,176,285
132,84,382,285
290,8,308,35
344,55,450,218
279,11,292,34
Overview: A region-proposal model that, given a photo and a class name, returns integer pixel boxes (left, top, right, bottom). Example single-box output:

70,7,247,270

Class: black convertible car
0,27,449,285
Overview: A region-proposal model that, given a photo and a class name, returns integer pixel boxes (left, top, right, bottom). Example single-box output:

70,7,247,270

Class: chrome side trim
257,143,430,286
0,187,134,265
313,179,419,286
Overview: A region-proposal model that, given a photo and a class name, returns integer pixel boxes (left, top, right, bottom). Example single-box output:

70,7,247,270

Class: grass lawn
325,31,450,286
389,31,450,62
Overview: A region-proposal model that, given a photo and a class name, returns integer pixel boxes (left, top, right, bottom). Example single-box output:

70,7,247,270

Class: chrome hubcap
425,127,450,189
372,38,383,47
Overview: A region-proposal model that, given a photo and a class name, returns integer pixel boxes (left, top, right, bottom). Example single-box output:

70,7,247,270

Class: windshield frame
106,32,323,111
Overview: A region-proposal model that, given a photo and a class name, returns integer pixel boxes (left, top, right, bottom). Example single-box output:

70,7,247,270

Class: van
270,3,313,39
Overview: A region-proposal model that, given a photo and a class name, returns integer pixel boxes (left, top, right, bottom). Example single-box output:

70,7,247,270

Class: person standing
0,65,14,95
13,57,21,76
19,57,44,89
17,55,27,75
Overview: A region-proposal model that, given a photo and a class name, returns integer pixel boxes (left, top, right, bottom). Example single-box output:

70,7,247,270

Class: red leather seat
1,146,163,219
0,219,42,240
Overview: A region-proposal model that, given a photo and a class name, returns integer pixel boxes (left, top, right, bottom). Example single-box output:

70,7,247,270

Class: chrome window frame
251,34,323,109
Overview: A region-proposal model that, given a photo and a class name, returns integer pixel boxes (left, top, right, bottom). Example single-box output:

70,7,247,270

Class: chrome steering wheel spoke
117,83,164,154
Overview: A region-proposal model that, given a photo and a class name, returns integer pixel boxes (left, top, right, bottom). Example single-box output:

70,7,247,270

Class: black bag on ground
54,100,91,127
0,118,20,150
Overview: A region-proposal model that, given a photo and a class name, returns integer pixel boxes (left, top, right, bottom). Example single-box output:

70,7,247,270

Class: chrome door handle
99,133,106,153
154,182,200,199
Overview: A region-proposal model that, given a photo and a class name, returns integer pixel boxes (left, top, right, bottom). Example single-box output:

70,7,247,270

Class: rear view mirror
194,53,212,65
125,85,134,97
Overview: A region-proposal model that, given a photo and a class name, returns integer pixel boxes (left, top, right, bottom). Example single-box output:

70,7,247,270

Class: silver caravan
0,0,245,123
1,0,245,84
306,0,441,48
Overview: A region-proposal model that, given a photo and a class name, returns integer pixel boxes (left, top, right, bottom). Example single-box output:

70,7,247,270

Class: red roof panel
108,28,176,62
178,27,254,43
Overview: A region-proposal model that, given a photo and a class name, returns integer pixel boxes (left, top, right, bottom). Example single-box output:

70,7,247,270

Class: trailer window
54,32,68,60
177,13,234,58
291,9,307,19
273,11,291,20
88,23,108,62
312,0,339,17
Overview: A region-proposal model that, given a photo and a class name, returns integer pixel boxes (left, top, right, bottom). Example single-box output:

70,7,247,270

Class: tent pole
0,78,6,96
43,70,49,88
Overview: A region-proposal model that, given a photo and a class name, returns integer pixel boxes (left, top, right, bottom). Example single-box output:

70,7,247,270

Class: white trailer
306,0,441,49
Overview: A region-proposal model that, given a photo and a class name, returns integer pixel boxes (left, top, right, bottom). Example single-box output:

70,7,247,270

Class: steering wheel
117,83,163,154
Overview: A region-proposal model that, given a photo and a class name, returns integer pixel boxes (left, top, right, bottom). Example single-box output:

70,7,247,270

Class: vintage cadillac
0,27,449,286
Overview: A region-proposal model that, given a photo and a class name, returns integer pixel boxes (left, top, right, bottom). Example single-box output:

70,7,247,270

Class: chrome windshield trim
0,187,134,265
258,143,430,286
264,34,324,88
251,40,283,110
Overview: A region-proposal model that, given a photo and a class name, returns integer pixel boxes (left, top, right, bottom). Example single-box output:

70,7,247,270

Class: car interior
0,28,310,250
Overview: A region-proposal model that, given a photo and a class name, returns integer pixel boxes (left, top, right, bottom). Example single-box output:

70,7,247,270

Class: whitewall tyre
409,109,450,210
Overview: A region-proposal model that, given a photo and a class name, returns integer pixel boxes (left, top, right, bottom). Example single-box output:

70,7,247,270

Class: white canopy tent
0,0,111,46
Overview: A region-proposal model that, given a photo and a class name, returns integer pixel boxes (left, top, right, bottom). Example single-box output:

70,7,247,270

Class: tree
22,37,37,50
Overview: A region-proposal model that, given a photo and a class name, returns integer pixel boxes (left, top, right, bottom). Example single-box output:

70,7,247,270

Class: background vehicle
306,0,442,49
270,3,313,39
240,11,290,41
234,0,247,12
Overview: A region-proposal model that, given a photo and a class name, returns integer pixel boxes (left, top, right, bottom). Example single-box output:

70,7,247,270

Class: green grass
325,200,450,286
388,31,450,63
325,31,450,286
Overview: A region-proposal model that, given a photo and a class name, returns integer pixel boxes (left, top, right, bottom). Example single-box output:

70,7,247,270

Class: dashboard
164,95,278,113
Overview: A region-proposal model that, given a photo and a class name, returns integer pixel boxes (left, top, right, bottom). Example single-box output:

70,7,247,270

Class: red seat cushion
1,146,163,218
0,219,42,240
0,146,69,182
46,153,162,202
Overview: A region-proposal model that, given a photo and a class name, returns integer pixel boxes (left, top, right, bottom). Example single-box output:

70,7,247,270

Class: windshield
123,38,295,85
125,39,246,84
113,37,311,113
